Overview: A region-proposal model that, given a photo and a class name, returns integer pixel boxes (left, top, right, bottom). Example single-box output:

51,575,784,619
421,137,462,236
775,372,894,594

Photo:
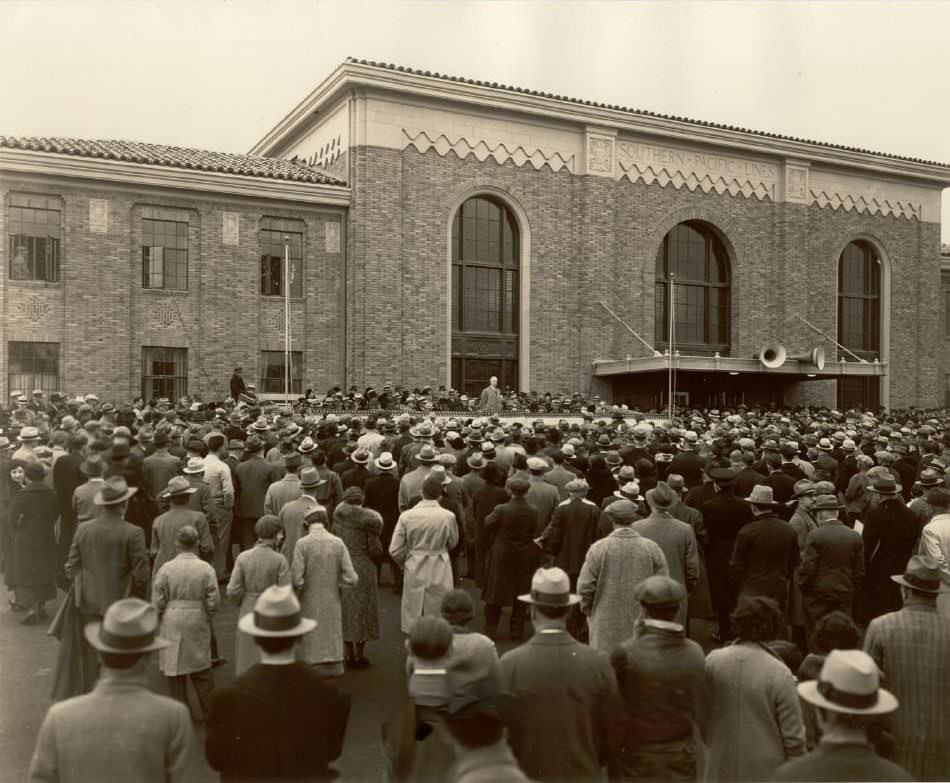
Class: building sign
89,198,109,233
616,141,778,181
222,211,239,246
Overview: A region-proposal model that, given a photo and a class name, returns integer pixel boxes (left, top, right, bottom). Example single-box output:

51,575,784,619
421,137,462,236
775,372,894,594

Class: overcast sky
2,0,948,240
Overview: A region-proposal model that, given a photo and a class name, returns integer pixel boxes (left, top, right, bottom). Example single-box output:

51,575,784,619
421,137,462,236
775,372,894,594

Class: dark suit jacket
499,630,620,783
733,467,767,501
668,451,706,489
230,373,246,401
764,471,797,520
53,452,84,521
206,661,350,782
798,522,864,600
65,514,149,615
234,456,278,518
730,513,799,605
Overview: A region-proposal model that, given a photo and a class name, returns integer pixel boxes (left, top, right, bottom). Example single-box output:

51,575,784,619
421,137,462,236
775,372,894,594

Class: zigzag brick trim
617,160,775,201
402,129,575,173
809,190,921,220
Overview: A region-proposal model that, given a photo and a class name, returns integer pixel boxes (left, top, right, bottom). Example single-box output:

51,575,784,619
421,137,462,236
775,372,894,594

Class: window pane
259,350,302,393
8,196,61,282
260,227,303,297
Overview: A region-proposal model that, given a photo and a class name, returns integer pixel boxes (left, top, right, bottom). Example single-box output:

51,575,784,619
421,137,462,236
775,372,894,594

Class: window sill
141,287,189,295
260,295,305,302
7,279,61,288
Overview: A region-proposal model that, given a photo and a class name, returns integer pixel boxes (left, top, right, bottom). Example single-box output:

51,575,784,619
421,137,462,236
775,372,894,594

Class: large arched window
654,221,730,355
450,196,520,397
837,240,882,409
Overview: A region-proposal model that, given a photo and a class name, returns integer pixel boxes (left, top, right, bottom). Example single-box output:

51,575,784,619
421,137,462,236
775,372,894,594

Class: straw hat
93,476,138,506
84,598,168,654
238,585,316,637
798,649,898,715
518,567,581,607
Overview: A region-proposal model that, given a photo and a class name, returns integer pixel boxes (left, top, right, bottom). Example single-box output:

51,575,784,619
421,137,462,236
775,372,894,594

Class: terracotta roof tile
346,58,948,168
0,136,346,185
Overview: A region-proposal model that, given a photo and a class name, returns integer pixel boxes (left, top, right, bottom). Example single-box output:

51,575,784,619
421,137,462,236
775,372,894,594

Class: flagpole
668,272,675,424
284,236,290,402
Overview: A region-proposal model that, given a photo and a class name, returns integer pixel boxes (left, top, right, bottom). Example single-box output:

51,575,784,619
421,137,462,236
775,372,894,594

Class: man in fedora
53,434,87,568
398,442,438,512
65,476,150,689
609,575,705,783
526,456,560,536
919,487,950,619
864,555,950,780
730,485,799,612
12,425,42,467
152,476,214,577
264,452,304,516
341,447,372,490
229,366,246,403
278,467,325,560
774,649,910,781
797,494,864,638
72,455,106,526
632,482,700,626
498,567,620,782
578,499,668,653
29,598,192,782
205,585,350,782
233,434,279,553
142,430,181,504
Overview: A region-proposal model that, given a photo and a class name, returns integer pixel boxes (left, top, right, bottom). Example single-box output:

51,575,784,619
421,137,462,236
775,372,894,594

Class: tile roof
346,58,949,168
0,136,346,186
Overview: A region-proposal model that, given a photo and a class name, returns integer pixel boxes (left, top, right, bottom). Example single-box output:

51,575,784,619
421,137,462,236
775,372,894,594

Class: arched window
837,240,882,409
450,196,520,398
654,221,730,355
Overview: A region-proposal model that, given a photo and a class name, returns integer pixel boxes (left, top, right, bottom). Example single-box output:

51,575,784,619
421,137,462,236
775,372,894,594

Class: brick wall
344,144,943,408
1,177,346,402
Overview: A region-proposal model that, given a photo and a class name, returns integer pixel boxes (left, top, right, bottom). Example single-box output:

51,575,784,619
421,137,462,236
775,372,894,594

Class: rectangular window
8,194,61,282
141,346,187,401
260,350,302,394
260,218,303,297
8,341,59,395
142,219,188,290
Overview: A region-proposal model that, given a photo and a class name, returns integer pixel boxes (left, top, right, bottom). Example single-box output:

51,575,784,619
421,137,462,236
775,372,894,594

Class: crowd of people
2,381,950,782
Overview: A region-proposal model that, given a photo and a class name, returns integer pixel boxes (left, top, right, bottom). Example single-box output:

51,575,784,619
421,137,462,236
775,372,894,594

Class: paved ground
0,570,717,783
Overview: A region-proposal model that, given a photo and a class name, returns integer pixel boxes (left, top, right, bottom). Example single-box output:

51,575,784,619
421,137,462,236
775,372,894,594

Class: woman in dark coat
857,476,922,623
471,462,509,590
9,462,59,624
334,487,383,668
364,452,401,590
481,476,538,642
585,454,616,507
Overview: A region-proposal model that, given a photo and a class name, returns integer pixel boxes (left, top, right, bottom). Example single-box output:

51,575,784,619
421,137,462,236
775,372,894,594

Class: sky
2,0,948,240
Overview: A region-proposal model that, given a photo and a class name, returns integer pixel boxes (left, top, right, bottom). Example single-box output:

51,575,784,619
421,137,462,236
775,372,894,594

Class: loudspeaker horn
757,343,787,369
789,346,826,371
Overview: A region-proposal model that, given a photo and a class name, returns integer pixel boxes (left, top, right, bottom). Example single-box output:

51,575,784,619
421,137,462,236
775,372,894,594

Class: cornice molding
0,149,351,207
252,62,950,187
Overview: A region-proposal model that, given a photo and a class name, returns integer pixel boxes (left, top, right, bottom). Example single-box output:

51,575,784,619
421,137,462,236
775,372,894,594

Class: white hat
238,585,316,638
798,649,897,715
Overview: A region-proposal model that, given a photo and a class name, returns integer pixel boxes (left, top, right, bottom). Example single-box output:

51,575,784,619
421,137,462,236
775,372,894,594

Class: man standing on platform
229,367,246,404
478,376,504,412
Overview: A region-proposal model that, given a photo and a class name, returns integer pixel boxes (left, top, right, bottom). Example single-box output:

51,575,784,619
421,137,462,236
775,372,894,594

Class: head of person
520,567,580,630
174,525,198,554
284,453,302,475
730,595,783,643
408,616,454,663
239,588,310,656
440,589,475,630
445,691,507,755
812,493,843,524
421,475,445,501
894,555,948,607
24,462,47,484
163,475,196,506
94,475,137,516
489,376,498,389
565,477,589,500
254,515,282,543
86,598,168,672
505,476,530,499
482,461,507,488
341,486,364,507
637,575,685,623
207,434,227,458
645,481,678,514
810,610,861,656
855,453,874,472
926,487,950,511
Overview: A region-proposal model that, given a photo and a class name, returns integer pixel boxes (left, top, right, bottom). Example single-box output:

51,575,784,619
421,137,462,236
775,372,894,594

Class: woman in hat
226,515,291,675
856,475,922,623
291,506,358,676
152,525,220,719
843,454,875,522
334,486,384,668
584,454,616,508
471,462,510,590
702,596,806,782
365,450,401,590
8,462,59,624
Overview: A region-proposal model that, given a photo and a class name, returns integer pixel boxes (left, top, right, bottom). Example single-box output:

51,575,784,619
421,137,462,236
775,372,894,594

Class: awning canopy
593,354,886,379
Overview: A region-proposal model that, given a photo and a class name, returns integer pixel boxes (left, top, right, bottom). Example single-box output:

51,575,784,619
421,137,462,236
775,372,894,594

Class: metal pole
284,236,290,402
668,273,675,423
792,312,868,363
597,301,659,355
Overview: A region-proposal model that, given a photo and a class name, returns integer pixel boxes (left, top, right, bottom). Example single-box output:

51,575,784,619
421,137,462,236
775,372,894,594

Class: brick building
3,58,950,409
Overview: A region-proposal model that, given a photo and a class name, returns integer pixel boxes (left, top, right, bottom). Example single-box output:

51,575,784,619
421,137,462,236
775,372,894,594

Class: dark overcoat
699,491,751,613
472,483,509,589
857,497,922,622
9,482,59,595
364,472,400,551
482,496,538,606
730,513,799,607
206,661,350,783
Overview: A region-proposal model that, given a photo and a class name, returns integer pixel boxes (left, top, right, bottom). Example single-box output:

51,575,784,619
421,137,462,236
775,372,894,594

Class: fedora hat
526,456,548,472
466,452,486,470
79,456,103,477
890,555,950,594
916,468,943,487
812,494,843,512
465,430,484,444
603,450,623,467
238,584,316,638
93,476,138,506
791,479,817,499
84,598,168,654
375,451,397,471
426,465,454,486
518,567,581,607
798,649,897,716
297,436,317,454
646,481,677,509
300,467,326,490
17,426,41,442
182,457,206,474
744,485,780,507
351,448,371,465
283,453,302,469
416,444,438,464
614,481,642,501
161,476,197,499
244,435,264,453
867,475,901,495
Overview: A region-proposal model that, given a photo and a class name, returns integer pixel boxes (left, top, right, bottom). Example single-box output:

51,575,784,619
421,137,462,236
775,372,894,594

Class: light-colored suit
29,672,192,783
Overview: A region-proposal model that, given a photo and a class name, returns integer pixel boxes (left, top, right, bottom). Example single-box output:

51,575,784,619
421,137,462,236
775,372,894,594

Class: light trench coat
291,524,358,665
152,552,219,676
389,499,459,633
226,543,291,675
